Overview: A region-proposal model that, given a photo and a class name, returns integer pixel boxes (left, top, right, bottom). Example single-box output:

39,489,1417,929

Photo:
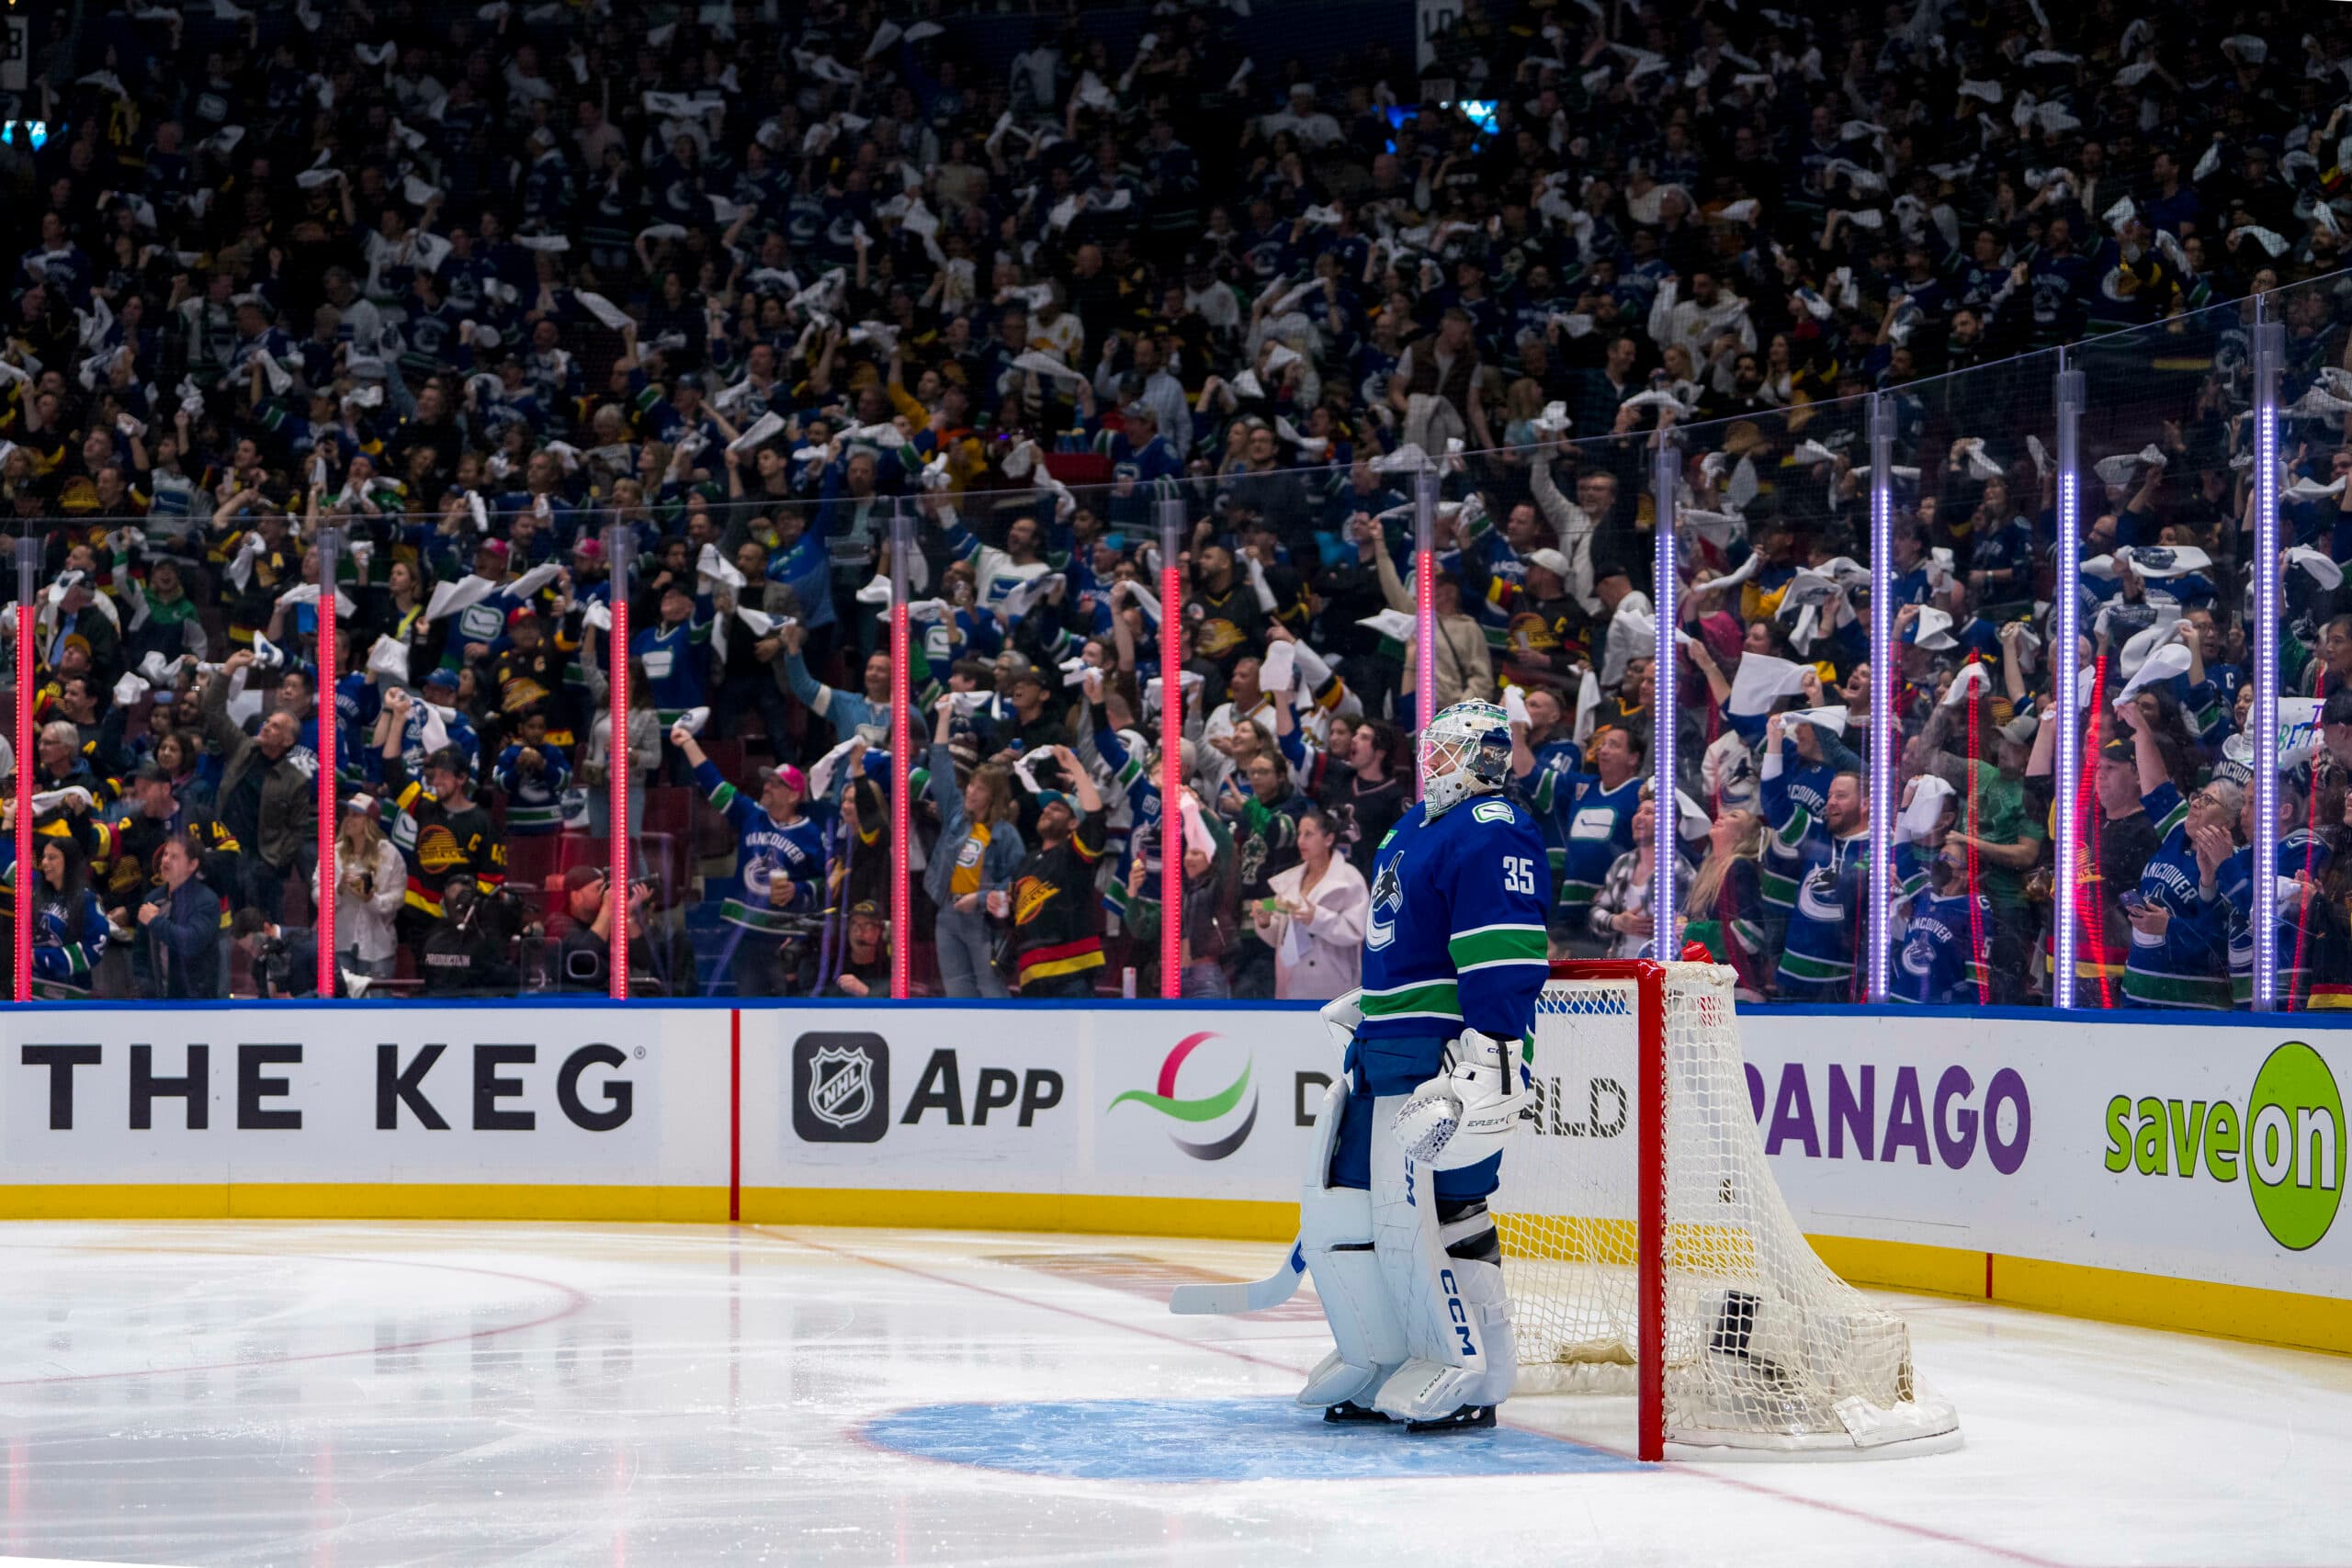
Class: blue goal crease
855,1397,1641,1481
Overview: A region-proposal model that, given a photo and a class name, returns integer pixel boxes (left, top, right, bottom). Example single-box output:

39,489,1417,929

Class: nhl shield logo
791,1032,890,1143
808,1045,875,1128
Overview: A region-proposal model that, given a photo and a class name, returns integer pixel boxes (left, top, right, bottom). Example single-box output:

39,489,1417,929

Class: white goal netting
1497,962,1961,1458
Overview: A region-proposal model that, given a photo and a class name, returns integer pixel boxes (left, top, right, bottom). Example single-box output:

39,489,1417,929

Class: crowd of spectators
5,0,2352,1006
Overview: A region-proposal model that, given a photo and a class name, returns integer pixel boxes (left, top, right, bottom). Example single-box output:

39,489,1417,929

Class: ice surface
0,1221,2347,1565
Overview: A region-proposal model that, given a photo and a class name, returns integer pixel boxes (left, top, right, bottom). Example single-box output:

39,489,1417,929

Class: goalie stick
1168,1237,1306,1314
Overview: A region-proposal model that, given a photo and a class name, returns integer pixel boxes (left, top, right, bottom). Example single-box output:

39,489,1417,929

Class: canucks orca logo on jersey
1366,854,1404,951
1797,865,1845,922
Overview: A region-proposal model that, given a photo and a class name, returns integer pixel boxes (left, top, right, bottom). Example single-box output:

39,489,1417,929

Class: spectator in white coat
1253,807,1368,998
334,808,408,980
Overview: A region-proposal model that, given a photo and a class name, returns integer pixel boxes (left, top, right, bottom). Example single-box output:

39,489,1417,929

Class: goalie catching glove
1392,1028,1531,1170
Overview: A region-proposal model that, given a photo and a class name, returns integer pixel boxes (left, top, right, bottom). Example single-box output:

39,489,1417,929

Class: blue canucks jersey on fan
1892,886,1989,1005
1354,797,1552,1055
1521,767,1640,931
1759,751,1838,913
1776,826,1871,999
2221,829,2332,1006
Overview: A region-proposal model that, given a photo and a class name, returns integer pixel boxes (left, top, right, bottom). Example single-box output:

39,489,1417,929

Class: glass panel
2261,274,2338,1014
2075,295,2260,1012
1879,343,2064,1009
669,493,841,1000
21,274,2352,1010
1664,391,1871,1008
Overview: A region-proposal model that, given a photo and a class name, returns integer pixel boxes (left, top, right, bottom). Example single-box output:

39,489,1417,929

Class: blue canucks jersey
1775,828,1870,999
1892,884,1989,1004
2221,829,2332,1007
1357,796,1551,1047
1759,752,1838,913
1521,767,1640,931
2123,782,2229,1010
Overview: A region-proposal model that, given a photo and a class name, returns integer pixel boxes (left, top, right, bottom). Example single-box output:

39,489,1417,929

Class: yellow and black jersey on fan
1188,581,1265,671
383,754,506,919
87,807,242,913
1009,807,1107,987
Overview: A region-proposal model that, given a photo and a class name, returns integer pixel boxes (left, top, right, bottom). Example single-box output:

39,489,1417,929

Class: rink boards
2,1000,2350,1354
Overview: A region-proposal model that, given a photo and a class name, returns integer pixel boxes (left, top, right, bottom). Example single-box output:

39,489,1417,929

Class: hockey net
1495,959,1961,1459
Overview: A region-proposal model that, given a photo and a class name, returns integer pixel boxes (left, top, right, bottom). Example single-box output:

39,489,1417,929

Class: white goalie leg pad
1296,1080,1408,1409
1367,1096,1519,1422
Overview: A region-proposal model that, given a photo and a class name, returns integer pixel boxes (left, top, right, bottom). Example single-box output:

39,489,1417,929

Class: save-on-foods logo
1108,1032,1257,1160
2104,1041,2345,1251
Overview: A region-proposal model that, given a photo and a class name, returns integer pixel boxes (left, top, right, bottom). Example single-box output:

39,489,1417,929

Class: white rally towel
276,581,359,616
807,736,865,801
29,785,98,816
1674,788,1713,842
1940,662,1994,708
1260,638,1296,695
1011,349,1091,385
481,563,560,613
696,543,748,592
1142,671,1206,717
1573,666,1602,744
2289,546,2346,592
726,410,787,454
367,635,411,683
1898,774,1956,842
2113,642,2193,708
1726,651,1811,716
424,574,499,623
574,290,635,332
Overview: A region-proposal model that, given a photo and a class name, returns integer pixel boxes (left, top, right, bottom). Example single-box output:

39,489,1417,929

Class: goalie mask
1418,700,1510,818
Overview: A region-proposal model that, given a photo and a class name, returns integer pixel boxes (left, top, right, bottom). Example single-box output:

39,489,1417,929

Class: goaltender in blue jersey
1172,699,1549,1436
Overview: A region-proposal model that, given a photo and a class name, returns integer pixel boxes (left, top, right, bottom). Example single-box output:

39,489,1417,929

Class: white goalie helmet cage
1419,699,1511,817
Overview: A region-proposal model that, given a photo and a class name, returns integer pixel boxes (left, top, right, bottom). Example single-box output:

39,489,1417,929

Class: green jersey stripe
1449,925,1547,967
1360,980,1463,1018
1777,950,1854,981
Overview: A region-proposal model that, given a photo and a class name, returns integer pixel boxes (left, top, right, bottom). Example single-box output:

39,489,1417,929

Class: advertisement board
0,1007,730,1219
6,1001,2352,1351
735,1006,1328,1234
1736,1012,2352,1346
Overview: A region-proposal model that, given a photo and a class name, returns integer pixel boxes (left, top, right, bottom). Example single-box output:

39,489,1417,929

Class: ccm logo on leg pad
1440,1269,1477,1357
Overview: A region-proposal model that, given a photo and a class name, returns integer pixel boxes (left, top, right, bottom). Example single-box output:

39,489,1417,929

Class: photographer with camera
544,864,656,993
137,830,228,998
420,873,520,996
231,906,318,999
817,900,893,998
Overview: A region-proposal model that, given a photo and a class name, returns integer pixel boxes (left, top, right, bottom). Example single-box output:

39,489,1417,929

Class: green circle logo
2247,1042,2346,1252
